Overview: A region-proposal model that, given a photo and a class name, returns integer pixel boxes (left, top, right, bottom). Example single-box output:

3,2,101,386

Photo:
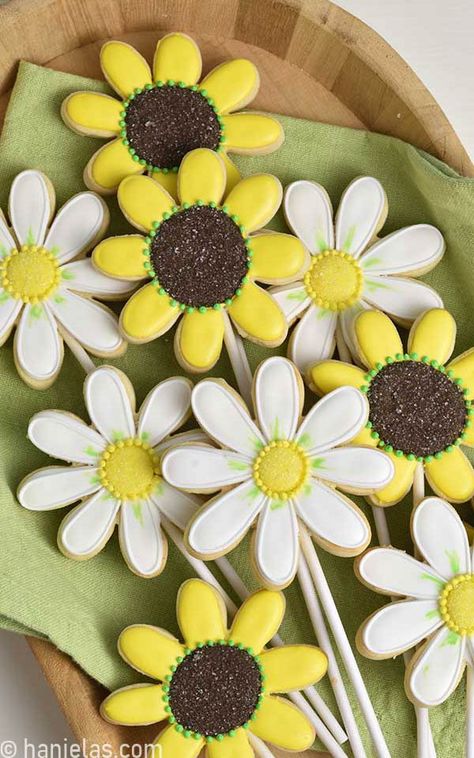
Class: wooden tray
0,0,471,755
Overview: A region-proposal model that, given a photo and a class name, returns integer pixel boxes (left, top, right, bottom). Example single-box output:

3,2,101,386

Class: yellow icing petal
118,625,185,680
408,309,456,365
101,684,167,725
62,92,122,137
447,348,474,401
228,283,287,346
224,174,282,233
121,283,179,342
176,309,225,371
207,728,253,757
93,235,147,279
153,725,204,757
153,32,202,86
351,423,378,447
151,170,178,201
200,59,259,114
100,41,152,99
222,114,284,153
87,138,143,193
229,589,285,653
178,149,226,206
250,233,308,283
118,175,175,232
177,579,227,647
425,448,474,503
370,454,416,507
310,360,366,395
260,645,327,693
220,152,241,194
250,695,315,751
354,310,403,369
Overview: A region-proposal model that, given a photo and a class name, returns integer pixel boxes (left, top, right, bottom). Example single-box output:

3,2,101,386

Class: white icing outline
61,259,135,297
138,377,192,447
254,356,301,442
49,288,123,353
18,466,101,511
295,386,368,456
412,497,471,580
357,547,444,599
335,176,386,258
254,500,299,588
58,489,120,557
289,303,337,372
162,445,252,491
362,275,443,321
409,626,466,707
149,482,201,532
284,180,334,254
312,446,394,491
28,410,106,463
44,192,107,264
84,366,136,443
361,599,442,657
14,303,62,383
359,224,445,275
119,499,165,577
9,170,52,246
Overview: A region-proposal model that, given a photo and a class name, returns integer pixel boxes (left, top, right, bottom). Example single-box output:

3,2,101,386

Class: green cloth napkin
1,60,474,757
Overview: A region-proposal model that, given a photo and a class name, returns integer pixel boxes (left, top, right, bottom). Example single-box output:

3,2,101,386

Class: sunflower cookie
18,365,203,577
92,148,309,372
271,177,444,371
62,32,284,195
101,578,327,755
161,355,394,589
310,308,474,506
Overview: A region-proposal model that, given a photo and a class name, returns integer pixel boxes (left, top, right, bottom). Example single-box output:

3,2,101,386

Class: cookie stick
56,322,96,374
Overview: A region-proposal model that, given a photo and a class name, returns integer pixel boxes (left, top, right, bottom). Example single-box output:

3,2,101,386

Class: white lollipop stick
467,666,474,758
223,312,253,407
248,734,278,758
58,323,96,374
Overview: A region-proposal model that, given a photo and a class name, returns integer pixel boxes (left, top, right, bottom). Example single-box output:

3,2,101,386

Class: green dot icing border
161,639,266,742
142,202,253,313
359,352,473,462
119,81,226,172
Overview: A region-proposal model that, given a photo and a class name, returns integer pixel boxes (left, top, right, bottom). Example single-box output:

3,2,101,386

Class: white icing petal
468,638,474,667
45,192,107,264
362,276,443,322
357,548,446,598
28,410,106,463
255,501,299,588
154,429,209,455
312,447,394,491
186,480,266,557
15,303,62,383
149,482,201,531
269,284,311,323
412,497,471,580
0,294,22,342
162,446,252,490
335,177,386,258
359,225,445,275
284,180,334,253
9,170,52,246
58,490,120,557
296,386,368,455
192,380,264,456
339,300,369,359
254,357,301,442
18,466,100,511
0,215,16,253
49,289,123,354
60,260,134,297
119,500,165,577
138,377,192,446
361,599,442,656
289,304,337,372
84,366,135,443
408,627,466,707
294,480,369,553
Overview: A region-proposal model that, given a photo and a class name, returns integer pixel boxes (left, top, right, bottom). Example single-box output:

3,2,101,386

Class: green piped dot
360,385,369,394
191,85,198,91
222,205,229,214
165,675,172,682
364,373,372,382
243,722,250,730
168,716,176,724
369,369,377,377
197,199,204,206
187,306,195,314
378,440,386,448
159,287,166,296
366,420,373,428
199,306,207,314
447,369,455,377
122,139,130,147
172,165,179,173
235,288,242,296
409,352,418,360
216,735,224,742
445,445,454,453
225,298,232,306
229,730,236,738
162,695,169,703
439,364,446,373
454,438,462,446
375,362,383,370
385,356,394,364
407,453,415,461
431,359,439,368
184,730,191,738
163,211,171,220
213,303,221,310
170,299,178,308
139,158,146,165
175,724,184,733
206,736,214,743
164,706,171,713
200,89,208,96
178,81,186,88
167,79,175,86
231,214,239,222
417,456,424,463
193,733,202,740
179,303,186,311
464,388,470,395
246,647,254,655
149,230,157,238
145,83,154,90
395,450,403,458
198,641,205,648
425,455,433,463
162,167,169,175
434,451,443,459
404,353,410,360
370,431,379,439
385,445,393,453
421,356,429,363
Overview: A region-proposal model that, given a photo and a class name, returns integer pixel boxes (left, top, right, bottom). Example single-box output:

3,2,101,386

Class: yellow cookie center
304,249,363,311
439,574,474,635
99,438,160,501
253,440,309,500
1,246,60,304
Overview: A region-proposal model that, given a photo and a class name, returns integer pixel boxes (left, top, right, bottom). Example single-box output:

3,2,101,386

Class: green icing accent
303,483,312,496
53,294,65,304
84,446,100,458
228,460,249,472
132,502,144,527
365,279,391,292
140,431,150,442
25,227,35,245
316,308,331,320
286,289,307,302
251,437,264,452
0,291,10,303
61,270,74,281
311,457,326,470
100,491,116,501
297,432,312,448
342,224,356,252
111,431,125,443
0,245,7,257
445,549,460,575
271,417,281,441
425,609,440,619
315,232,328,252
49,246,60,257
90,475,101,485
154,481,164,497
441,630,460,647
361,257,382,268
420,573,445,588
247,485,261,501
270,500,287,511
28,304,43,321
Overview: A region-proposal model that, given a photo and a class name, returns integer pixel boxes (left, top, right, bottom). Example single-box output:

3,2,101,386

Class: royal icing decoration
101,578,327,754
356,497,474,708
18,365,203,577
272,177,445,371
0,170,130,387
93,148,308,372
62,32,284,194
161,356,394,589
310,308,474,506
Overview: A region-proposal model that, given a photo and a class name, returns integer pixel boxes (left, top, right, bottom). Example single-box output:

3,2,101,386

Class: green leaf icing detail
315,232,328,253
445,549,460,575
132,502,144,526
154,481,164,497
49,246,60,257
270,500,287,511
287,290,307,302
441,630,460,647
420,573,445,588
90,475,101,485
361,257,382,269
342,225,356,252
53,294,65,304
140,431,150,442
425,609,440,619
316,308,331,320
0,245,7,258
311,457,326,470
25,227,35,245
61,270,75,281
247,485,261,501
101,491,115,501
303,483,312,496
28,304,43,322
365,279,391,292
84,446,100,458
228,460,249,472
0,291,10,303
251,436,264,452
297,432,312,448
111,431,125,443
271,417,281,441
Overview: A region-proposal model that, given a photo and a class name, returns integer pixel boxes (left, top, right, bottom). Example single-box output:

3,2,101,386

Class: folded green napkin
1,60,474,757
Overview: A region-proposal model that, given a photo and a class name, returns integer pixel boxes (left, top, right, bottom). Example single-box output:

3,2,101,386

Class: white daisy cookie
18,365,203,577
271,177,445,371
161,355,394,589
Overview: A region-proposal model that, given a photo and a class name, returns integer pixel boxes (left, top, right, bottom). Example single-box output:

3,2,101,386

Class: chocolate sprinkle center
368,361,467,457
151,206,248,307
168,645,262,736
124,86,221,169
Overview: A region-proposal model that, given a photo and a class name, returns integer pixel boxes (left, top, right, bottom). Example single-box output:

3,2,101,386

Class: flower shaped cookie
18,366,202,577
101,578,327,755
310,308,474,506
162,356,394,589
93,148,308,373
356,497,474,707
271,178,444,371
0,170,130,388
62,32,283,195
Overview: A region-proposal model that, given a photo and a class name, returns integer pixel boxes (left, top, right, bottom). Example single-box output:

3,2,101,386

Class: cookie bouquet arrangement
4,29,474,758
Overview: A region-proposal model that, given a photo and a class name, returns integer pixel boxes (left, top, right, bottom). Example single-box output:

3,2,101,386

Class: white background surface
1,0,474,748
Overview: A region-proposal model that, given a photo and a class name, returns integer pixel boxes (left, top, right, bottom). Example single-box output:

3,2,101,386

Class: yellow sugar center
304,249,363,311
99,438,160,500
439,574,474,635
253,440,308,500
1,245,60,303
